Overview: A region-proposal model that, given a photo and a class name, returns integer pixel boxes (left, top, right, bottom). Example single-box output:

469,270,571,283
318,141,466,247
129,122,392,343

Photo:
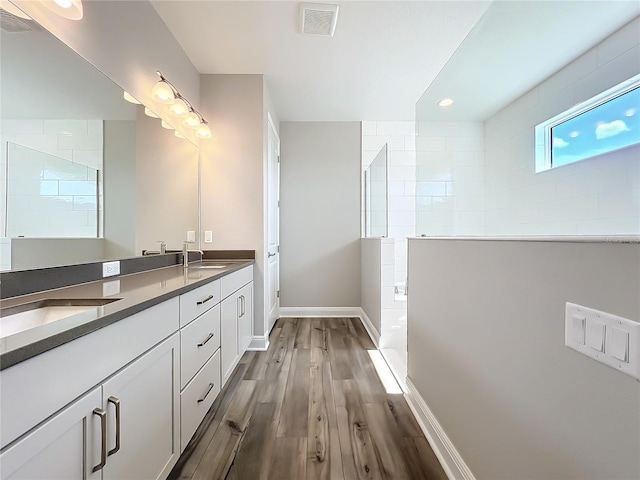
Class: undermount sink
191,265,226,269
0,298,121,338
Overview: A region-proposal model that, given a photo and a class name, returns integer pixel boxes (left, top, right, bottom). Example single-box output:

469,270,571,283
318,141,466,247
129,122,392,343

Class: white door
102,334,180,480
0,388,102,480
221,293,239,384
266,114,280,332
238,282,253,353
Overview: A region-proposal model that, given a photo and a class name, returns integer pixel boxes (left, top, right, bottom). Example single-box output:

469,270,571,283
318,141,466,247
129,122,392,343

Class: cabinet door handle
197,332,214,347
197,295,214,305
241,295,246,317
197,382,215,403
92,408,107,472
237,296,242,318
268,252,276,258
107,396,121,456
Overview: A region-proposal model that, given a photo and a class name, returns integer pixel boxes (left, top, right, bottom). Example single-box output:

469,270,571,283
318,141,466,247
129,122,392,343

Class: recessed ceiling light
438,98,454,107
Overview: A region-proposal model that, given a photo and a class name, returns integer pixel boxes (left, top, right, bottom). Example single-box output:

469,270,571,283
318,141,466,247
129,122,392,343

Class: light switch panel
565,303,640,380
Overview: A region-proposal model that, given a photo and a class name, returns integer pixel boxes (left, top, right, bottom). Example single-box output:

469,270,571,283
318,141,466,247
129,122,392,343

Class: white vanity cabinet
178,281,222,451
220,266,254,385
0,334,180,480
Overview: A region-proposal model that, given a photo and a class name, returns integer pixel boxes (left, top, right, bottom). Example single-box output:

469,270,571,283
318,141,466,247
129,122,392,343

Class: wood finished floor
168,317,448,480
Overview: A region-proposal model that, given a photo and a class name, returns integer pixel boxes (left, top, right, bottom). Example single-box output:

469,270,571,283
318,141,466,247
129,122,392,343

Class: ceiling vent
0,9,41,33
299,3,339,36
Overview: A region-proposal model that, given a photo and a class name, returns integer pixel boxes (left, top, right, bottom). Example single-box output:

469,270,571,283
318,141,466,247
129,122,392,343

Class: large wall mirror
0,11,199,271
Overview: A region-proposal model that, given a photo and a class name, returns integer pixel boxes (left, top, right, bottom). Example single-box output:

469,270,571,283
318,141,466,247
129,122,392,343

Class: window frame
535,73,640,173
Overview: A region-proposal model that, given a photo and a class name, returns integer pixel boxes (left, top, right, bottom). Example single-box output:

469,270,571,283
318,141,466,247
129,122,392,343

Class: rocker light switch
587,320,606,352
571,315,586,345
611,328,629,362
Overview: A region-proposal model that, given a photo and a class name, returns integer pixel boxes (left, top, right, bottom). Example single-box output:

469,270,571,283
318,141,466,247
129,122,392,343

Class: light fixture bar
153,70,211,140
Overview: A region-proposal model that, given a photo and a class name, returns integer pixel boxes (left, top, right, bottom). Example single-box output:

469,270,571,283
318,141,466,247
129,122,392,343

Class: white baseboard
247,334,269,351
357,307,380,348
278,307,380,347
405,378,475,480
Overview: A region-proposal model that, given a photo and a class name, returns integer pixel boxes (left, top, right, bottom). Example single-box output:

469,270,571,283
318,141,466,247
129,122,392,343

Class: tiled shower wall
1,119,104,238
415,121,485,236
484,17,639,235
362,121,415,286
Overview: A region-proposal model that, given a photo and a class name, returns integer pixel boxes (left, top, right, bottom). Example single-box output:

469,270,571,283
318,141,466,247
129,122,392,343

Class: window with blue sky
536,74,639,172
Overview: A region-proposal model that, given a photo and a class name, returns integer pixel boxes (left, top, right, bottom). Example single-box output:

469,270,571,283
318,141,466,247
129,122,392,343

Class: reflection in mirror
0,12,199,271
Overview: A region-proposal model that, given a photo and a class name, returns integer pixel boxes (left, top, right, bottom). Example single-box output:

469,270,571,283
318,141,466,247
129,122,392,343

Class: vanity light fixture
144,107,160,118
123,91,141,105
40,0,83,20
174,130,186,139
161,120,174,130
438,98,454,107
151,70,211,140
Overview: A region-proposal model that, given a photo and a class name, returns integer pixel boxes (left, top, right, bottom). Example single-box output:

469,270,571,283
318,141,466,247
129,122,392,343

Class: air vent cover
0,9,41,32
299,3,339,36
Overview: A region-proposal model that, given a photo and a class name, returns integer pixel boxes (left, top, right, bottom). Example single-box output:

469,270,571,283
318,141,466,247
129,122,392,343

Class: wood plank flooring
168,317,448,480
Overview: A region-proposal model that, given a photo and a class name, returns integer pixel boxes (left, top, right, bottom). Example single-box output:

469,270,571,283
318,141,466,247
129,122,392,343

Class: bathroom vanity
0,258,254,480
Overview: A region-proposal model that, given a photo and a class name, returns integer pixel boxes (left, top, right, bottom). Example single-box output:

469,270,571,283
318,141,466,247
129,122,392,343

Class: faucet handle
157,240,166,254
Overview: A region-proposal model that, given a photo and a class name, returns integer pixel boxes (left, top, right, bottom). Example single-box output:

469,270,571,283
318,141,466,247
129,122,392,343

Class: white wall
280,122,361,308
415,121,485,236
484,17,640,235
362,121,416,285
407,238,640,479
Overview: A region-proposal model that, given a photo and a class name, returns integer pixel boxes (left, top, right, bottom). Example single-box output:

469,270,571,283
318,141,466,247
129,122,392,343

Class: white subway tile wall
1,119,104,239
484,17,640,235
415,121,485,236
362,121,416,286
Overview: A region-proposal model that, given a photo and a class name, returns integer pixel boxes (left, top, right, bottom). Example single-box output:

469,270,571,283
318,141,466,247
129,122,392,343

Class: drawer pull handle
197,382,215,403
107,396,121,456
197,295,214,305
92,408,107,472
197,332,215,347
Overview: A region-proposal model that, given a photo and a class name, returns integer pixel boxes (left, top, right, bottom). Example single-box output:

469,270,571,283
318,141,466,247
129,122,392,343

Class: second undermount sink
0,298,121,338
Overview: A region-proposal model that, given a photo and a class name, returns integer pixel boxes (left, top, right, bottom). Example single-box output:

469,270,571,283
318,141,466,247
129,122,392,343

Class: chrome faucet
158,240,167,255
183,241,204,268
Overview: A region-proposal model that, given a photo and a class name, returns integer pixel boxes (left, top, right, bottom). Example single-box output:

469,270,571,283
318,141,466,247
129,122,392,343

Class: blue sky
552,86,639,167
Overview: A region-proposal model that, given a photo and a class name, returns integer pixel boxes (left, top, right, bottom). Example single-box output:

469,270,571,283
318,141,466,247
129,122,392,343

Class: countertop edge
0,261,254,371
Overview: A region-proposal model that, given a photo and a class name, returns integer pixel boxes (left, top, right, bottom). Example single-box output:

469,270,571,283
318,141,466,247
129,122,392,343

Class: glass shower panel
364,144,388,237
4,143,100,237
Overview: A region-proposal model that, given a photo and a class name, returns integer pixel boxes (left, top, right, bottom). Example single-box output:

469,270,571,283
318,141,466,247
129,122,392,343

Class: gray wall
360,238,381,334
11,238,106,270
199,74,266,337
280,122,361,307
407,238,640,479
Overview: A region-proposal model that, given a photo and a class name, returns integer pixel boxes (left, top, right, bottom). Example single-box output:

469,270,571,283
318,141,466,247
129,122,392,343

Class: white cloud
595,120,630,140
553,137,569,148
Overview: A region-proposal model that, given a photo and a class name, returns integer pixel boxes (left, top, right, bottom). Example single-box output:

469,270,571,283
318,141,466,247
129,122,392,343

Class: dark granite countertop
0,260,254,370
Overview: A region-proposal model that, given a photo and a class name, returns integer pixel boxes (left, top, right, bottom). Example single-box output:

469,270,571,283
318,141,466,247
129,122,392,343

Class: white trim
404,378,476,480
278,306,380,347
248,334,269,351
357,307,380,348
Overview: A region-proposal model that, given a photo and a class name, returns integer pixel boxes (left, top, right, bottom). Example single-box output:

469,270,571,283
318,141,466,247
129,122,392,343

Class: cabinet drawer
220,266,253,299
180,304,220,389
180,349,221,451
180,279,220,327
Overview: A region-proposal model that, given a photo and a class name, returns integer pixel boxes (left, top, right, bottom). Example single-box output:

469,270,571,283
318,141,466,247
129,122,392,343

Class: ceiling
151,1,640,122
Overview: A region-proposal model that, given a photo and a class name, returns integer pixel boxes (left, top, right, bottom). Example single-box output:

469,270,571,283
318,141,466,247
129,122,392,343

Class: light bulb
123,91,141,104
195,122,212,139
161,120,174,130
169,98,189,118
438,98,454,107
182,111,200,128
144,107,160,118
40,0,83,20
151,80,175,104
